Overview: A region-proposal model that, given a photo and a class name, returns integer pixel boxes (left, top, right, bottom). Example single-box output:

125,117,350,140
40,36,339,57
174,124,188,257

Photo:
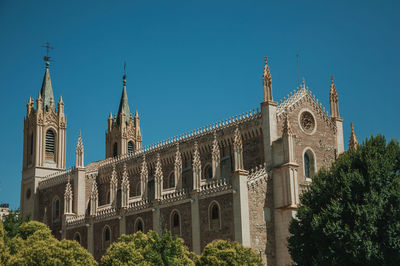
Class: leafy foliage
101,230,196,266
197,239,263,266
6,221,97,265
2,209,30,241
0,220,10,265
288,135,400,265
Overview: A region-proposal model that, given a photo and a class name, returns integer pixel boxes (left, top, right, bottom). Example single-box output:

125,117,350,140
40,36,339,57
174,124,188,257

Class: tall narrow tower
329,76,344,155
21,58,67,219
106,71,142,158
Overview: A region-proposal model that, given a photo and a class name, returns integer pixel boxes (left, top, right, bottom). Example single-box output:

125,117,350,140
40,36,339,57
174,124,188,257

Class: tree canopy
2,209,30,242
101,230,196,266
5,220,97,266
0,220,10,265
197,239,263,266
288,135,400,265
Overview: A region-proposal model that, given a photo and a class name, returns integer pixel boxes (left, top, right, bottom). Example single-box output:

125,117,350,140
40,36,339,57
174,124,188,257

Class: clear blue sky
1,0,399,209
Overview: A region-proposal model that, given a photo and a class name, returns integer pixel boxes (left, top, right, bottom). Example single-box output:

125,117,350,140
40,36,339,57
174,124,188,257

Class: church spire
349,122,358,150
263,56,275,104
329,76,341,120
40,61,55,112
117,64,131,126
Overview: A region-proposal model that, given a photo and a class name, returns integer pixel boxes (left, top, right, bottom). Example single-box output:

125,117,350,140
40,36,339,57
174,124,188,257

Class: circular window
300,111,316,134
26,188,31,199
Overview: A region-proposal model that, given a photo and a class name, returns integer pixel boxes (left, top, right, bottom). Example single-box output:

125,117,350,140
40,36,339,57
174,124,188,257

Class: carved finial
329,75,340,119
140,155,148,179
175,143,182,168
263,56,273,103
212,131,220,162
282,113,293,136
90,179,98,199
349,122,358,150
302,77,305,89
233,126,242,148
110,164,117,186
155,153,163,184
64,175,72,198
193,142,201,168
121,163,129,187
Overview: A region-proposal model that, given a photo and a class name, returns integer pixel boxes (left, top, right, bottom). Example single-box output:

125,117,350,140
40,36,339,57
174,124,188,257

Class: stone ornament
300,111,315,134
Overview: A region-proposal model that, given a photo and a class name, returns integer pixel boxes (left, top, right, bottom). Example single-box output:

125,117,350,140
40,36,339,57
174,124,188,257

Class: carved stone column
192,142,201,191
211,132,221,178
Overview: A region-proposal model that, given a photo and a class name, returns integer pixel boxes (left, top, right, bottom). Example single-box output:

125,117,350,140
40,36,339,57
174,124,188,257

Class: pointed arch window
203,164,212,179
128,141,134,154
170,210,181,236
168,172,175,188
113,143,118,157
134,217,144,233
136,182,141,196
103,225,111,249
304,149,315,179
30,133,34,155
74,232,81,244
52,197,60,223
209,201,221,230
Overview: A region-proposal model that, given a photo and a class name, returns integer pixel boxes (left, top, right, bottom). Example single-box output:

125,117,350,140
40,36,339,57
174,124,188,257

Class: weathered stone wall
160,202,192,250
248,177,275,265
38,181,68,240
93,218,119,261
126,210,153,234
199,193,234,251
277,100,337,184
243,134,265,170
66,225,88,249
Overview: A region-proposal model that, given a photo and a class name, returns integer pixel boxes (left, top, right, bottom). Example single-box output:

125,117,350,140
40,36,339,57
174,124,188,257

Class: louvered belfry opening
128,141,134,154
45,129,56,161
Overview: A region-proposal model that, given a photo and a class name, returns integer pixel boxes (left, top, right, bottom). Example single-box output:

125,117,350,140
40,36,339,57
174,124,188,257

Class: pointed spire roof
40,62,55,111
349,122,358,150
117,74,132,125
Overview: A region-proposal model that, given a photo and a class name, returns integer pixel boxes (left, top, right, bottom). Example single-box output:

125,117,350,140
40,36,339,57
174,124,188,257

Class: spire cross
42,42,54,62
123,62,127,80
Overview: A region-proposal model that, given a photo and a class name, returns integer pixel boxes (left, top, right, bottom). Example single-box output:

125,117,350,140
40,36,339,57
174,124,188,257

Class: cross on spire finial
41,42,54,68
123,62,127,86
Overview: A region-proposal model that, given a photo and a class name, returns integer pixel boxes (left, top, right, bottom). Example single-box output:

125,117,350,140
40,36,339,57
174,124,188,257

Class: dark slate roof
40,67,55,111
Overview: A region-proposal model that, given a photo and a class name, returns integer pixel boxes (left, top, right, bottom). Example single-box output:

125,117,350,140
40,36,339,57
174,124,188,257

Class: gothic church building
21,57,348,265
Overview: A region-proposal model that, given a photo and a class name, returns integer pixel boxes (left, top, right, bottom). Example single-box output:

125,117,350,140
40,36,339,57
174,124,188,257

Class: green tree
3,209,30,241
0,220,10,265
101,230,196,266
288,135,400,265
197,239,263,266
7,221,97,266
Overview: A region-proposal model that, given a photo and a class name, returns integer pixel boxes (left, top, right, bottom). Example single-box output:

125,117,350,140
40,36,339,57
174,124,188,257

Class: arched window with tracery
52,197,60,223
170,210,181,236
128,141,134,154
209,201,221,230
203,164,212,179
134,217,144,232
304,149,316,179
113,142,118,157
45,129,55,161
103,225,111,249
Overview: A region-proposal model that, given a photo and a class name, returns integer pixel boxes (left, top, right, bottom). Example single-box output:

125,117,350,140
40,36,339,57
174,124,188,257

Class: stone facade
20,57,346,265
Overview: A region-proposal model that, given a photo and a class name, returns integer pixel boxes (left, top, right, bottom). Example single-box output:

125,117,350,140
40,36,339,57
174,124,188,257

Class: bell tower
21,54,67,219
106,68,142,158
